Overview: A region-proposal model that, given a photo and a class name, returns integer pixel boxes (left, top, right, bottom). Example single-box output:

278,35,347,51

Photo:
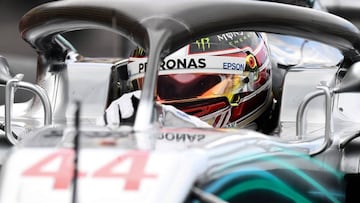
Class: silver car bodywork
0,0,360,202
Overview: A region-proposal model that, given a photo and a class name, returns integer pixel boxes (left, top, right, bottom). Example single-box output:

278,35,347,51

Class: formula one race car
0,0,360,202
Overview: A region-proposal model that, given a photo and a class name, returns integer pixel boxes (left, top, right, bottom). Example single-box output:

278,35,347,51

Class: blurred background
0,0,359,103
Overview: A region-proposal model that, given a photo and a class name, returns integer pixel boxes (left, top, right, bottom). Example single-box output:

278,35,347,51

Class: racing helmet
127,31,272,128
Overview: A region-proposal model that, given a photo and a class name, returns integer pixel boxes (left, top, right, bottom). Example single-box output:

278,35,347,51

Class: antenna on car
72,100,81,203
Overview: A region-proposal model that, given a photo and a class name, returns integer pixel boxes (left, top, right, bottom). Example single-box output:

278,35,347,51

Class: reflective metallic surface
1,0,360,202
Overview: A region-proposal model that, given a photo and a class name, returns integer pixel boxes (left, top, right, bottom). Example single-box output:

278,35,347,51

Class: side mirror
0,56,13,85
0,56,52,145
297,61,360,152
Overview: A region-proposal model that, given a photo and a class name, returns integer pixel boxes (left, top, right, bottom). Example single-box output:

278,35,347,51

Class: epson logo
139,58,206,73
223,62,244,71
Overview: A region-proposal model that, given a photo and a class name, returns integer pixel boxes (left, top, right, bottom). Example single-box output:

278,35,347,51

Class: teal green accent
219,179,311,203
269,158,341,203
218,146,342,180
205,168,309,202
215,152,341,203
206,168,288,192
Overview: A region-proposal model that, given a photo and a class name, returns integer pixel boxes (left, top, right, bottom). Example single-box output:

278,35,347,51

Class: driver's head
127,31,272,128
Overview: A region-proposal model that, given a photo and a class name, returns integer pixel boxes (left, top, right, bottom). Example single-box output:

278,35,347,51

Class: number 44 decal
22,149,157,191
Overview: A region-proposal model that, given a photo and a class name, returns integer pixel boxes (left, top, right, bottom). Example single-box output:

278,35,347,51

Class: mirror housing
0,56,13,85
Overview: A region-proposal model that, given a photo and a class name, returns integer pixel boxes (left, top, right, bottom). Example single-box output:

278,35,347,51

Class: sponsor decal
158,132,206,142
195,37,211,51
139,58,206,73
132,47,145,57
217,32,256,47
128,55,246,77
217,32,243,41
223,62,245,71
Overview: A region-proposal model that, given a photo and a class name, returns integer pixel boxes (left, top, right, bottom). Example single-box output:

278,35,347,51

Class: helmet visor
131,73,251,103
